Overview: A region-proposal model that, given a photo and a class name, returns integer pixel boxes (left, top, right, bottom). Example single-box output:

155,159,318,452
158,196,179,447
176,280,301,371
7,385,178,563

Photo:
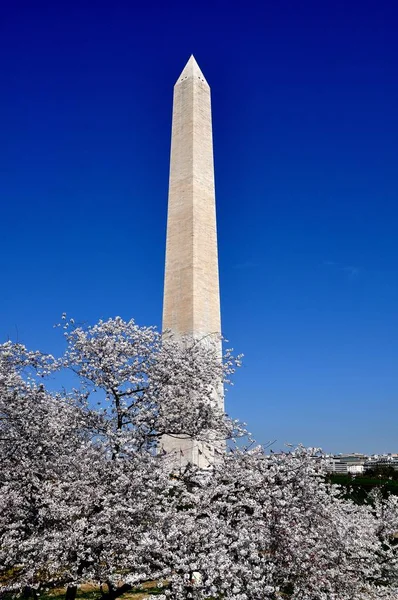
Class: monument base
161,433,223,470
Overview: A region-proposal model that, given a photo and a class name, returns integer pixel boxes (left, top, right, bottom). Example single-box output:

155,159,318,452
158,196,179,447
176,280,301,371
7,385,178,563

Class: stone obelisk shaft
162,56,221,341
162,56,222,468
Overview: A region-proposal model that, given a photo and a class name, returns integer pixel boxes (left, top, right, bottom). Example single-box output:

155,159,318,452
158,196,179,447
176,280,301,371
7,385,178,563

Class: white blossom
1,319,397,599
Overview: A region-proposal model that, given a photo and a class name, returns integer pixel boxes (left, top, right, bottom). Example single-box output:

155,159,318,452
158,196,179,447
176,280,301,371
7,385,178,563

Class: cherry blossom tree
0,318,243,598
0,340,180,599
0,341,99,593
1,318,398,600
159,447,398,600
59,316,242,455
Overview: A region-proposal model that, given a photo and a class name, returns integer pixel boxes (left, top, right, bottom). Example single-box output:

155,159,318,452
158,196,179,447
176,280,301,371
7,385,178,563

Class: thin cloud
324,261,362,279
342,266,361,278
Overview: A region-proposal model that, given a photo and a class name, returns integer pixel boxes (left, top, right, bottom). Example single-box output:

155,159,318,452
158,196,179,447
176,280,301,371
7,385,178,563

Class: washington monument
161,56,223,467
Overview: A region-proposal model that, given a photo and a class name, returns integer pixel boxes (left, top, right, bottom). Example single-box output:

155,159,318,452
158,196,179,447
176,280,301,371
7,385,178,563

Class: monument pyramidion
161,56,224,468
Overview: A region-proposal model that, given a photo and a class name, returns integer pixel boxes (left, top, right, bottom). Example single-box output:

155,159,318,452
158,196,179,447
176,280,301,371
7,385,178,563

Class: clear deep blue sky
1,0,397,453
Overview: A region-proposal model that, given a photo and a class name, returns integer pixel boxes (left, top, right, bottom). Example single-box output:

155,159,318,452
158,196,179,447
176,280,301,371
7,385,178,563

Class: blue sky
1,0,397,453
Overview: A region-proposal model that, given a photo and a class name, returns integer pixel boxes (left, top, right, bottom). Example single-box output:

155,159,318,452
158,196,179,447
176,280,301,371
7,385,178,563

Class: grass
1,581,164,600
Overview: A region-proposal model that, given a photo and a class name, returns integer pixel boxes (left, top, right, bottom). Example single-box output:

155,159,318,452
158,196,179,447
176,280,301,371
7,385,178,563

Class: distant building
327,453,367,474
364,455,398,472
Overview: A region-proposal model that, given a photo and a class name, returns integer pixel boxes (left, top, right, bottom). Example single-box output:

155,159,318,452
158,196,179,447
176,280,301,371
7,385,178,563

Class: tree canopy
1,317,398,600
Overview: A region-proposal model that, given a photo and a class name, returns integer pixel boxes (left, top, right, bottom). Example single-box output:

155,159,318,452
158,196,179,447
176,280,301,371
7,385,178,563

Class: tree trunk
65,585,77,600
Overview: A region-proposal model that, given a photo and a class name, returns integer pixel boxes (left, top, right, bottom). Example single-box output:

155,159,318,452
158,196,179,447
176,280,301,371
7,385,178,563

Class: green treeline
328,466,398,504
